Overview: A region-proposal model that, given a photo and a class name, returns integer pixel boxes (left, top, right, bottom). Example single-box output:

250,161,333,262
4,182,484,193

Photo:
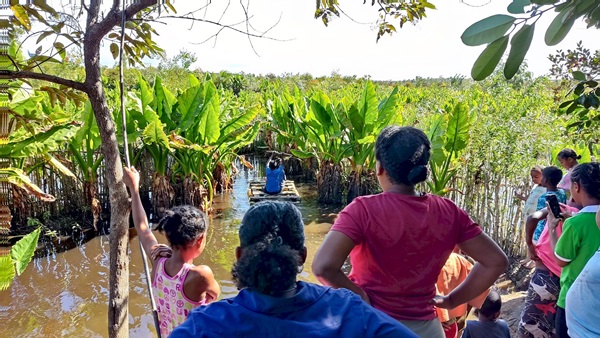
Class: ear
574,182,581,194
376,161,385,176
235,246,242,261
299,246,307,265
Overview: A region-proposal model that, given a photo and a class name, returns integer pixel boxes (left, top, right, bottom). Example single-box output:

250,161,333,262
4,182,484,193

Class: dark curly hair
268,157,281,170
156,205,208,249
557,148,582,161
571,163,600,200
479,289,502,319
232,201,305,296
375,126,431,185
542,166,563,187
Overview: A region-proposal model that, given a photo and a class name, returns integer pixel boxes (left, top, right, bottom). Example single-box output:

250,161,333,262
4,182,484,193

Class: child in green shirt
548,162,600,338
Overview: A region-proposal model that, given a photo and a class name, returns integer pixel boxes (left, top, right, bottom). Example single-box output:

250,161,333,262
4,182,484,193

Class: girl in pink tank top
123,167,220,337
153,258,208,337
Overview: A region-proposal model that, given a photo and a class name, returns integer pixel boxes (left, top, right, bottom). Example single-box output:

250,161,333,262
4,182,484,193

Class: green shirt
555,206,600,308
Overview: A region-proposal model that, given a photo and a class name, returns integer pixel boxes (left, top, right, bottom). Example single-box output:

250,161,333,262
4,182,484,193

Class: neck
580,197,600,208
169,249,196,265
479,315,496,323
382,183,419,196
546,186,558,191
265,283,298,298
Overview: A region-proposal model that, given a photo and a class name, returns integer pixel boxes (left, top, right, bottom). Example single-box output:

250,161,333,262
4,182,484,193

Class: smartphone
546,194,563,219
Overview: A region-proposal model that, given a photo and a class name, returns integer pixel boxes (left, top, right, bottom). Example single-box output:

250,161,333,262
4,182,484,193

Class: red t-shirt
331,192,482,321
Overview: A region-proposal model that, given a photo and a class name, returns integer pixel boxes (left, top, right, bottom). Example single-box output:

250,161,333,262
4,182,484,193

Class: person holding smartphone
547,163,600,338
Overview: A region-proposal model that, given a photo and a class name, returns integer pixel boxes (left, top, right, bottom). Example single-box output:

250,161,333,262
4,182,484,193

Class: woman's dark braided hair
232,201,305,296
557,148,582,161
571,163,600,200
156,205,208,249
375,126,431,185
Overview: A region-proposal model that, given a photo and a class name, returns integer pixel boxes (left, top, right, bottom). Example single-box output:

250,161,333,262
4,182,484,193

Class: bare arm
547,208,569,267
435,233,508,309
312,231,370,303
123,167,159,263
187,265,221,304
525,209,548,261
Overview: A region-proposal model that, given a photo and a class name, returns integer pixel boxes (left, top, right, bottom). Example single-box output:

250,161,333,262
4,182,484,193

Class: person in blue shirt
265,155,286,194
170,201,418,338
533,166,567,243
462,289,511,338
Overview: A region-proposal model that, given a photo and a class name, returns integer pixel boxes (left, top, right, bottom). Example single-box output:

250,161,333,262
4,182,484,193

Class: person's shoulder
187,264,216,284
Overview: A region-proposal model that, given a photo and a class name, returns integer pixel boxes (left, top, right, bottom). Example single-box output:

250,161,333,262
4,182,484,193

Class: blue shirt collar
232,281,327,315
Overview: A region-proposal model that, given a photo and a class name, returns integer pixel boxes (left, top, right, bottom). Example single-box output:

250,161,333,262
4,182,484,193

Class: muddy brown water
0,168,340,338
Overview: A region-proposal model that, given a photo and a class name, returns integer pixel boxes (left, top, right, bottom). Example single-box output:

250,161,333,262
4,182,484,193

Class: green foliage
462,1,600,80
426,102,473,196
0,228,40,291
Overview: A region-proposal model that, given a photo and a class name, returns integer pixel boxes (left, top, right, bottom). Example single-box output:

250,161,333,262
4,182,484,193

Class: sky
25,0,600,81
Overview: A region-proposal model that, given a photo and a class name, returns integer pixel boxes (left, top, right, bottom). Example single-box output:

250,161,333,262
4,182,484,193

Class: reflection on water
0,163,340,337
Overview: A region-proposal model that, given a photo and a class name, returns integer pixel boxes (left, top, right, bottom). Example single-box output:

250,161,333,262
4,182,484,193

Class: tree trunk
152,173,174,219
85,30,131,338
346,169,379,204
317,160,343,205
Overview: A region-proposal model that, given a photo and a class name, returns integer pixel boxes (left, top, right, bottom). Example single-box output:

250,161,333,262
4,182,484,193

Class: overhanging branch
0,71,87,92
91,0,157,41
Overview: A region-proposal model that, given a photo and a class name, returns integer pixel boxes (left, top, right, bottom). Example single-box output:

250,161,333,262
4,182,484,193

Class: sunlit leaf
461,14,515,46
545,8,576,46
471,35,509,81
10,228,40,276
504,24,535,79
11,5,31,30
0,255,15,291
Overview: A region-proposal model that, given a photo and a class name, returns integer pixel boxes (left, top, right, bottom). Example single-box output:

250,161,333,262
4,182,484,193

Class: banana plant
426,101,473,196
339,81,403,202
289,90,348,204
171,76,260,209
68,101,103,229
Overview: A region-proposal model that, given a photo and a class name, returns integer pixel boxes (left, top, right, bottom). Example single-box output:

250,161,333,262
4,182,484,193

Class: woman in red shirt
312,126,508,338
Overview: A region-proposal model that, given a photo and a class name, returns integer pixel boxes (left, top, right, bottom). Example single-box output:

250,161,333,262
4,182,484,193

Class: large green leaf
142,121,170,150
426,114,447,167
545,8,576,46
178,84,205,132
507,0,531,14
310,92,334,132
471,35,509,81
72,102,101,164
221,106,260,137
357,81,378,129
10,228,40,276
0,123,78,158
197,81,220,144
445,103,471,154
153,76,176,129
461,14,515,46
377,86,400,126
504,24,535,79
291,149,314,159
0,255,15,291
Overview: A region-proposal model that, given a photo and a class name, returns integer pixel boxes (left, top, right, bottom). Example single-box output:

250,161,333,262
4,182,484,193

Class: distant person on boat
170,201,418,338
265,154,286,194
312,126,508,338
123,167,220,337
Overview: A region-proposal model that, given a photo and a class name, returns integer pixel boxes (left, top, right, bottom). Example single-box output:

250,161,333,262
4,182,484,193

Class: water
0,166,339,338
